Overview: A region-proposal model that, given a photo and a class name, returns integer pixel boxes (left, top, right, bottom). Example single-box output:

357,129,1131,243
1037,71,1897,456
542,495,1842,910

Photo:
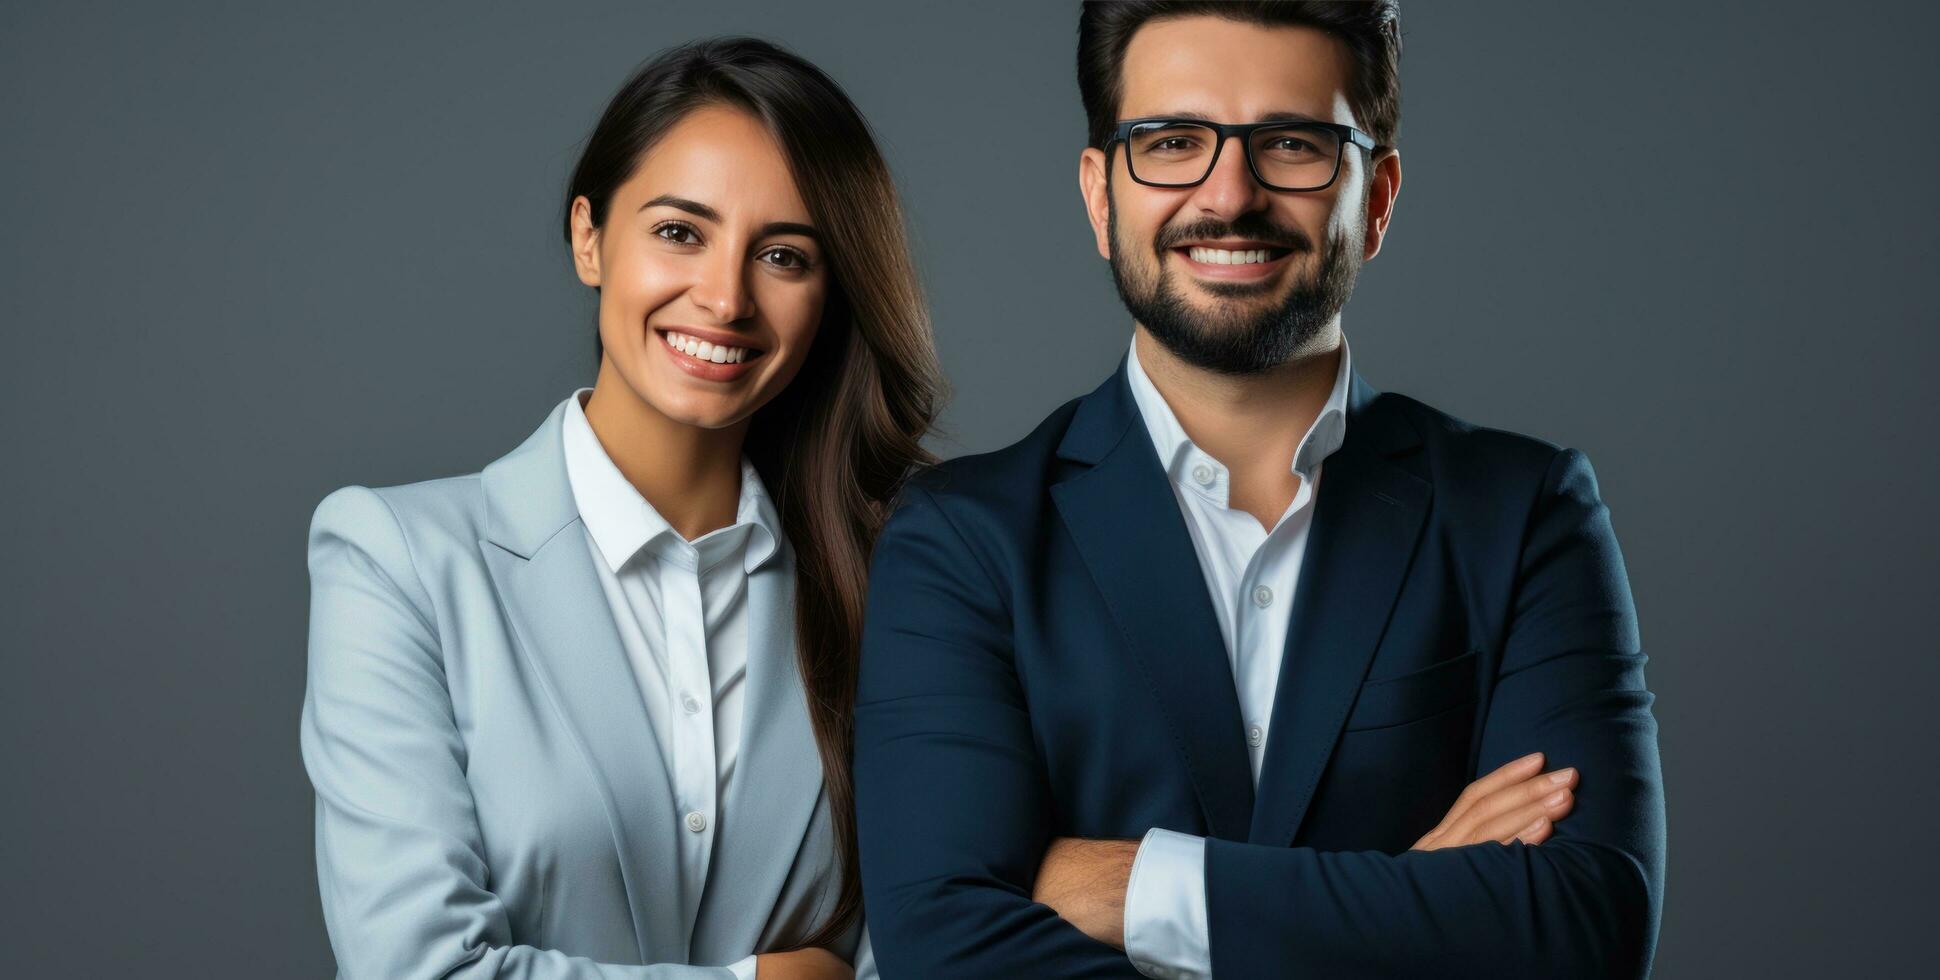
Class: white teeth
662,330,753,365
1188,246,1272,265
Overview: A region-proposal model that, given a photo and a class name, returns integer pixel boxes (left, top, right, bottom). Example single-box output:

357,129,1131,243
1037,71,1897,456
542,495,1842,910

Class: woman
300,38,940,979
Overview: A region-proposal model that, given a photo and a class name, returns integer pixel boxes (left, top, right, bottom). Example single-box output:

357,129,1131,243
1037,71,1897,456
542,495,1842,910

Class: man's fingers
1414,755,1585,852
1444,766,1576,842
1514,816,1553,845
1435,751,1544,833
1415,785,1574,851
1452,752,1544,811
1472,787,1575,844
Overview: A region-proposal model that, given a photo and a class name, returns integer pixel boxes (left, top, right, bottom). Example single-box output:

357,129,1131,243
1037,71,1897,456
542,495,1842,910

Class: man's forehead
1117,15,1355,126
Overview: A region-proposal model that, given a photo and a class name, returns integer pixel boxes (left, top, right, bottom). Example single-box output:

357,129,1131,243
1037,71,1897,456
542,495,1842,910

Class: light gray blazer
300,398,872,979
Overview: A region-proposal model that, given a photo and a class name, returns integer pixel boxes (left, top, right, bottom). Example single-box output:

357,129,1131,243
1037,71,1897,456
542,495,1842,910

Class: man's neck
1133,322,1343,527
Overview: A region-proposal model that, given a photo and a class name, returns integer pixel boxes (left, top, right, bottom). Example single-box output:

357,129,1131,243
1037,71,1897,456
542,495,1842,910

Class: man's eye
655,222,700,244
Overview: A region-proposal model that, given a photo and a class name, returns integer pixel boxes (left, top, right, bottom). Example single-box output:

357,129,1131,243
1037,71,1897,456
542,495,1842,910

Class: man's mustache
1154,216,1311,253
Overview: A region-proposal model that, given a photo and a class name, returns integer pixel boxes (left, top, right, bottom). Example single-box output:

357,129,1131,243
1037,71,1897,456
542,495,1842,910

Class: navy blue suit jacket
854,356,1665,978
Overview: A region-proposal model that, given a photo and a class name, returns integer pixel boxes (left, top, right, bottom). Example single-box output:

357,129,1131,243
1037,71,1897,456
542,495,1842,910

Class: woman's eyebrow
761,221,820,243
640,194,722,221
640,194,819,243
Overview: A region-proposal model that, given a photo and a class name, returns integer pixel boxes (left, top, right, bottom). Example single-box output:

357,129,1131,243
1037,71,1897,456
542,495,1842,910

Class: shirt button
1191,463,1215,486
1247,724,1265,747
1253,585,1274,607
684,810,707,833
681,692,701,715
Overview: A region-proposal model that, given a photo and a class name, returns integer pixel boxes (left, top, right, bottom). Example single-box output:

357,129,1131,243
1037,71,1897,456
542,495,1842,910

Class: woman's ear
570,195,603,287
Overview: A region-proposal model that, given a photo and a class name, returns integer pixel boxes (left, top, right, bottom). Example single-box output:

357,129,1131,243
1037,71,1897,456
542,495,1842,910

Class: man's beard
1107,193,1363,375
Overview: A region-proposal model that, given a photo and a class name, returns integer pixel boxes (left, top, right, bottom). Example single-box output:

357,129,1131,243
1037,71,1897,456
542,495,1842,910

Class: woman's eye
655,222,700,245
761,247,810,270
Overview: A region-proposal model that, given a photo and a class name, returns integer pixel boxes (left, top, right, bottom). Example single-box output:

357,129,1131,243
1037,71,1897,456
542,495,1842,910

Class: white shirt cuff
727,953,758,980
1122,827,1212,980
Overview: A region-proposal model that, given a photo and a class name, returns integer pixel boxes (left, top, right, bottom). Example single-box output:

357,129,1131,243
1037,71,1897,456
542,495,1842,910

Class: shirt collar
1124,330,1354,505
560,388,781,575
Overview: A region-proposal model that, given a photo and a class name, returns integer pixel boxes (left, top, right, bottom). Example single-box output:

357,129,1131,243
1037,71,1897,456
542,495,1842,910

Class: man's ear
1078,146,1113,261
569,195,603,287
1362,148,1402,261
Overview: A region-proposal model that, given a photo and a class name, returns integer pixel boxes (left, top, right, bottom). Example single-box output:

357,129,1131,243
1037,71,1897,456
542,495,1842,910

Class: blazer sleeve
300,486,739,980
852,485,1144,978
849,923,877,980
1201,448,1667,978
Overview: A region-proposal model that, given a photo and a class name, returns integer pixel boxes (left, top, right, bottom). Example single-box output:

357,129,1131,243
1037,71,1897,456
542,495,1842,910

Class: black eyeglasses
1106,117,1380,192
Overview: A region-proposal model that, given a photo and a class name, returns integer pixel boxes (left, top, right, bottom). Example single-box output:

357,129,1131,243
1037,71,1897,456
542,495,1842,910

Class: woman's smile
656,326,767,382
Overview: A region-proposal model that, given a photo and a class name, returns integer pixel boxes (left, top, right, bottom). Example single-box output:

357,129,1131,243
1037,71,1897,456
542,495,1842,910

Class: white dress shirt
562,389,773,980
1119,334,1354,980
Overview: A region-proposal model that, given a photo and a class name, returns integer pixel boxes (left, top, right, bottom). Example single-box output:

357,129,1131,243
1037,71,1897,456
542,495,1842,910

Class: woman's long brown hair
562,37,943,948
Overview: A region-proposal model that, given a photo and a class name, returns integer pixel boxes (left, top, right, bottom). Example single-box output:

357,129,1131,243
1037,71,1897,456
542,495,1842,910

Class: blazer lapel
689,551,823,958
1051,361,1255,841
478,400,687,964
1248,374,1432,846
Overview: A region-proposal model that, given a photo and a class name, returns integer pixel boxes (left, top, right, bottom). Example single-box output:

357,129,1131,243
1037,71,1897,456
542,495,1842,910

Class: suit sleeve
853,485,1144,978
1201,448,1666,978
300,487,738,980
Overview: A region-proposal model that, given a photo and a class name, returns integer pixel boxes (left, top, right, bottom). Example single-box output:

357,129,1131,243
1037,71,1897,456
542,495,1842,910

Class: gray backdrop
4,1,1934,976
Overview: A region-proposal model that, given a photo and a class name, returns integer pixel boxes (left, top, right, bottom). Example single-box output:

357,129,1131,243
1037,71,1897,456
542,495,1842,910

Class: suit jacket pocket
1343,649,1480,732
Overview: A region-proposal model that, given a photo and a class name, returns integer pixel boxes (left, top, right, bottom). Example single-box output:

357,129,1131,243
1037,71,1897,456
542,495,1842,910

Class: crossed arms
852,448,1665,978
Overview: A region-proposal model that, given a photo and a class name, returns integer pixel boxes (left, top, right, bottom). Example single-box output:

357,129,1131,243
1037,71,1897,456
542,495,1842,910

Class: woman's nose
688,252,755,323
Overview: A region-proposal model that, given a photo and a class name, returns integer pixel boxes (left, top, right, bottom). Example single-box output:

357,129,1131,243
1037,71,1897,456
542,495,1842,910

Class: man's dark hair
1077,0,1403,150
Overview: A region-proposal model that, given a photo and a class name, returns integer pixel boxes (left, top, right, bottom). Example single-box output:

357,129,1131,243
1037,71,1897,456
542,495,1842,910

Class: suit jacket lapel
1248,374,1432,845
1052,361,1255,841
689,550,823,958
478,400,687,964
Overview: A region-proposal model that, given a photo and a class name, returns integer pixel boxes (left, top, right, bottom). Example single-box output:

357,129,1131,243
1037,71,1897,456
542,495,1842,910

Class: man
853,2,1665,977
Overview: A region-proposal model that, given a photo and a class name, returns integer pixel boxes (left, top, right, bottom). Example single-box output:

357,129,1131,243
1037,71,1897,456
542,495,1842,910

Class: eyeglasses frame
1105,116,1382,192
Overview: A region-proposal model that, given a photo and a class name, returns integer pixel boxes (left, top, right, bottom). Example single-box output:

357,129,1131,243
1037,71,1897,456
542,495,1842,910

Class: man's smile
1169,239,1296,280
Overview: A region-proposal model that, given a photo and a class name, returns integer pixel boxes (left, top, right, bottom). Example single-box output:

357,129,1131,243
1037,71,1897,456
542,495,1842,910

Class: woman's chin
611,360,759,432
649,393,756,432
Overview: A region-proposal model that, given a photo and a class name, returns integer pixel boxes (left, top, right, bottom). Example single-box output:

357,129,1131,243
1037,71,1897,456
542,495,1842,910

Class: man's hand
1412,751,1578,851
1031,836,1139,948
755,947,853,980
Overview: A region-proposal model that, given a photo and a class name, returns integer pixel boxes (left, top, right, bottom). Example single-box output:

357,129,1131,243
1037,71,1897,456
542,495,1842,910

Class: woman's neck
581,359,749,542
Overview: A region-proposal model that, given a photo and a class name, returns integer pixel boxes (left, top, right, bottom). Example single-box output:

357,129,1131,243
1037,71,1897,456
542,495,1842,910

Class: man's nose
1187,135,1272,219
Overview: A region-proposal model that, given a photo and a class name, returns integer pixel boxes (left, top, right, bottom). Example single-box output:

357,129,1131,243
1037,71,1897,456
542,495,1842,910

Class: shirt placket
1237,469,1322,780
660,546,718,918
1229,513,1273,780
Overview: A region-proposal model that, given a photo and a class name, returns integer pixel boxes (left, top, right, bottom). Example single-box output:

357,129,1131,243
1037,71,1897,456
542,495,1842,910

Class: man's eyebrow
1257,110,1328,125
640,195,819,242
1146,109,1329,125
